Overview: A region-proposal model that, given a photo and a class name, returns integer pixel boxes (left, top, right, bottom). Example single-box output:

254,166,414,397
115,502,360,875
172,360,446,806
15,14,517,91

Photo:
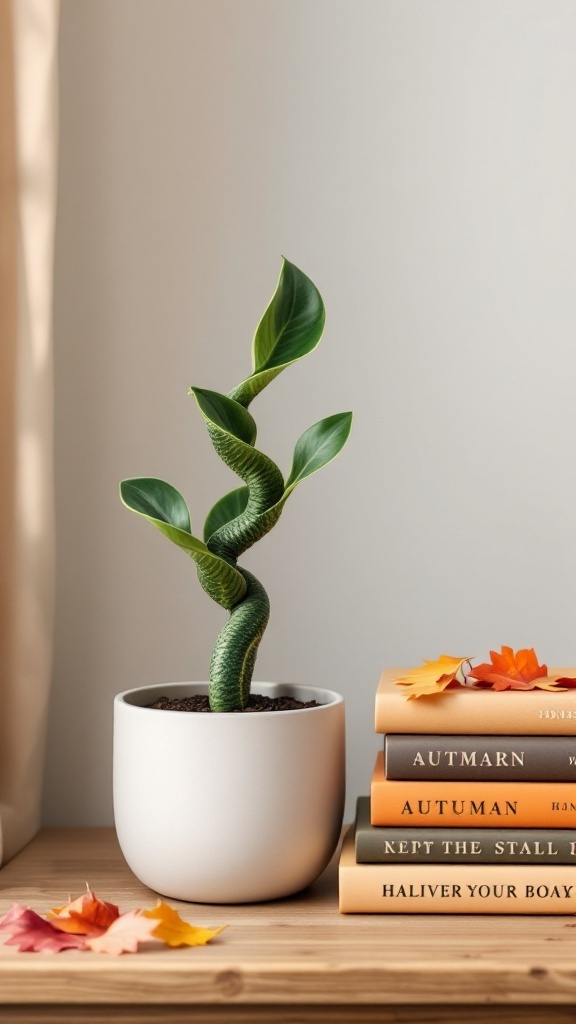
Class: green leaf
227,258,325,407
204,486,249,542
254,258,325,372
120,478,247,610
245,412,353,533
284,412,353,496
120,478,191,532
189,388,257,446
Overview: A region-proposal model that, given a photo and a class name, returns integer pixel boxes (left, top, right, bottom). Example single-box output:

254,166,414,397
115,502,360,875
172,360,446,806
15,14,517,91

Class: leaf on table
142,900,227,947
0,903,26,928
470,646,566,691
0,904,87,953
0,891,227,955
47,884,120,936
395,656,473,700
87,910,160,955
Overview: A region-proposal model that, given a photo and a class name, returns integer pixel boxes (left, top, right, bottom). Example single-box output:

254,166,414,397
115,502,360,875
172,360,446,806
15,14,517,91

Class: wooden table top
1,828,576,1024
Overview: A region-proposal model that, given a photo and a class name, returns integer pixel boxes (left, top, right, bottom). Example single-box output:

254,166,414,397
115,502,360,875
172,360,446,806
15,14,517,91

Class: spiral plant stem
209,568,270,711
202,418,285,711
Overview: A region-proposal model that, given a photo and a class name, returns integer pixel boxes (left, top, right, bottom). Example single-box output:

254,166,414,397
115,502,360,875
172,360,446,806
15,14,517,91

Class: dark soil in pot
145,693,321,713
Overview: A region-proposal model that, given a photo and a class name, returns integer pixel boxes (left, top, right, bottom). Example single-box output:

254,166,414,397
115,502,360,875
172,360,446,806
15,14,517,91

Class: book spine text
355,796,576,863
371,752,576,827
340,832,576,914
384,734,576,781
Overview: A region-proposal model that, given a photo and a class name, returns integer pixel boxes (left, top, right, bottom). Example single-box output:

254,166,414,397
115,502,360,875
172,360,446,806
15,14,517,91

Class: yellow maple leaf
142,901,226,948
396,655,472,700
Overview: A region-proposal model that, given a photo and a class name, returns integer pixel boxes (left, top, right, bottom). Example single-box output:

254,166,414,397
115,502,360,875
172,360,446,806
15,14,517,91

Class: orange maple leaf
395,656,472,700
47,884,120,937
87,910,159,955
471,647,565,691
142,901,226,948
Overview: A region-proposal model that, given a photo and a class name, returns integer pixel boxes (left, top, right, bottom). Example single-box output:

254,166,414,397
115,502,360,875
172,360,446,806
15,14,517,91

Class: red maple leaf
0,904,86,953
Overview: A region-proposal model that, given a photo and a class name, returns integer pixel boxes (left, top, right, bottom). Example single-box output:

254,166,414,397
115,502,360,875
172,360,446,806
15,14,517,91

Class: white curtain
0,0,58,864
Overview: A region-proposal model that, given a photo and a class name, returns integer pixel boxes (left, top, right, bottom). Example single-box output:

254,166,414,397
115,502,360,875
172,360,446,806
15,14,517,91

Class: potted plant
115,259,352,903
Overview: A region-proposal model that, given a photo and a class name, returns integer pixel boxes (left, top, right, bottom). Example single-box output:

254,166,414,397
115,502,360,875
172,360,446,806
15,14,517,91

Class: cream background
44,0,576,826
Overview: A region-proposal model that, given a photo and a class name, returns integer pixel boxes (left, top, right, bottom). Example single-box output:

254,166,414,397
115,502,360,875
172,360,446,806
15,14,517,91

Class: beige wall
44,0,576,825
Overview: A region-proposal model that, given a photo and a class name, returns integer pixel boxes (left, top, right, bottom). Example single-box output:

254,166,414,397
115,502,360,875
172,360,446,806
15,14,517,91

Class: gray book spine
355,798,576,864
384,734,576,781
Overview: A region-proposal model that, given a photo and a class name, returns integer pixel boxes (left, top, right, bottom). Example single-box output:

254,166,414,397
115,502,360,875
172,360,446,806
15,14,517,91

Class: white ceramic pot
113,681,345,903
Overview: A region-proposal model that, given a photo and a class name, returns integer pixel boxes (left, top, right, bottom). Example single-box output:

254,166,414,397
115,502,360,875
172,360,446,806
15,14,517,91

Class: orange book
375,667,576,735
370,751,576,827
339,828,576,914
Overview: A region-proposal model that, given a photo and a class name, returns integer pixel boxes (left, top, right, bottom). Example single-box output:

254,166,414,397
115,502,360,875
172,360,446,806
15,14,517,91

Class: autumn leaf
47,884,120,936
0,904,87,953
395,656,473,700
87,910,159,955
142,901,226,948
471,647,566,691
0,891,228,955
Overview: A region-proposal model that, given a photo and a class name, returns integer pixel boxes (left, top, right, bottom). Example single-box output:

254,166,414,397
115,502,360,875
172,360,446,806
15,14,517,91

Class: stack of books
339,665,576,913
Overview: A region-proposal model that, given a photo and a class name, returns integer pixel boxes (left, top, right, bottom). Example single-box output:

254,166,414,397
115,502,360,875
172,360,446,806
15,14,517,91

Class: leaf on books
551,675,576,687
47,884,120,936
395,656,473,700
470,646,566,691
142,900,227,947
87,910,160,955
0,904,87,953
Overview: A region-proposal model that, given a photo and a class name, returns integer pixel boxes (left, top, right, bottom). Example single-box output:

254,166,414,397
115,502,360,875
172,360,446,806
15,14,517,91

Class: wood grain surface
1,828,576,1023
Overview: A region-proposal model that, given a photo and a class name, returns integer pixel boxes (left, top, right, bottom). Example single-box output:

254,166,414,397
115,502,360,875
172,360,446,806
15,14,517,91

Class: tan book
339,827,576,913
375,667,576,735
370,751,576,827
